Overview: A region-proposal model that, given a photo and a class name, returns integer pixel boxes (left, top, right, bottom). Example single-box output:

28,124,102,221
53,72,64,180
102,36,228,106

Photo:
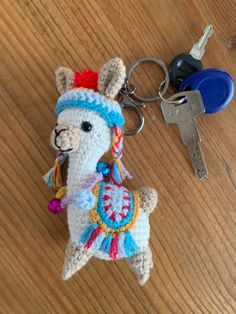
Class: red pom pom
73,69,98,91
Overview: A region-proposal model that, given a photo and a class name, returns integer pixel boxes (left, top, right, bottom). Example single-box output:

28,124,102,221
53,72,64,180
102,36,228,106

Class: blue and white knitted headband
55,88,125,129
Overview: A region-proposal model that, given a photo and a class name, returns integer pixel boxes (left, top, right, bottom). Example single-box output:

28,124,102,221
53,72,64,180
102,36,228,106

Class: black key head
169,53,203,86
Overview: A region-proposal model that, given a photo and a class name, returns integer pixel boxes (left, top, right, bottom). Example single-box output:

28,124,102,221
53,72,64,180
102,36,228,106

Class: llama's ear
55,67,75,95
98,58,126,99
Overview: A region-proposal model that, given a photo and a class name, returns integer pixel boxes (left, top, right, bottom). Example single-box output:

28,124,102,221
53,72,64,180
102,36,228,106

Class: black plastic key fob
169,53,203,86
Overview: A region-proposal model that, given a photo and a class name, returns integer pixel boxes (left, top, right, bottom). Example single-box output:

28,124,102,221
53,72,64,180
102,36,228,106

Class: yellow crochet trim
92,182,101,197
90,183,140,236
55,186,67,199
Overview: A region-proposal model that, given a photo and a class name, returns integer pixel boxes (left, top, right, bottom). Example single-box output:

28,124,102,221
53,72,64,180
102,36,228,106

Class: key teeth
161,91,208,180
196,169,208,180
189,143,208,180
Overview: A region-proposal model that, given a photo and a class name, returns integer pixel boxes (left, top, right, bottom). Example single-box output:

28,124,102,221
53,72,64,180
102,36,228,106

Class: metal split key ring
126,57,170,102
120,57,186,136
158,79,186,105
120,57,169,136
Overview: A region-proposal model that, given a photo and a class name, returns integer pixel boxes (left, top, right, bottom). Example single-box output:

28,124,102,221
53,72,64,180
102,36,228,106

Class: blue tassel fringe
80,223,98,245
124,231,139,257
100,233,113,254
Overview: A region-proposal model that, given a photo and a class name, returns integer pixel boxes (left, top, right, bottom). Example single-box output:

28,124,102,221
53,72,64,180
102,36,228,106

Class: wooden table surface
1,1,236,313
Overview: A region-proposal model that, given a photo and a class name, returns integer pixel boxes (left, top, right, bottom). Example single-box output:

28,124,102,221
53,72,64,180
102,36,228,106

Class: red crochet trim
73,69,98,91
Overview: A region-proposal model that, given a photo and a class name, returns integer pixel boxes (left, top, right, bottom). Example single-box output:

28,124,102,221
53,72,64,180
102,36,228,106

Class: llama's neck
66,150,101,194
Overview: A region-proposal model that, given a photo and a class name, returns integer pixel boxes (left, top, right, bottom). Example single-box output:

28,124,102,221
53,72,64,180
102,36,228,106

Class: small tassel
80,223,98,245
110,159,132,187
100,233,113,254
117,231,127,257
91,232,106,251
124,231,139,257
109,233,119,260
43,152,66,189
84,226,102,249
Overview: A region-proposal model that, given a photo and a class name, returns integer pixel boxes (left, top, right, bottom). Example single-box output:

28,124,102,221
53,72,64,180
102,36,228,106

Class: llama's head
51,58,126,158
51,108,111,157
44,58,129,188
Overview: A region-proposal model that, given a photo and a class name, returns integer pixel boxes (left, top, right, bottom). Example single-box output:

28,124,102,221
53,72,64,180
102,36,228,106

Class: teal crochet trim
55,91,125,128
96,182,135,230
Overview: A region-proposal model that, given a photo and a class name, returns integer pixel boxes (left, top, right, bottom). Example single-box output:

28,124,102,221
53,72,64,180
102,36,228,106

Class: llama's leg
62,239,93,280
127,245,153,285
139,187,158,216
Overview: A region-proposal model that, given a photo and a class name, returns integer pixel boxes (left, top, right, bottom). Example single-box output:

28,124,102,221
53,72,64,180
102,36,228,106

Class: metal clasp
119,81,145,136
119,57,170,136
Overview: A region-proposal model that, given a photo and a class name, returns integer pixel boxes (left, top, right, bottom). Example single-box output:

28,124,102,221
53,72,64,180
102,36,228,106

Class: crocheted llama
45,58,158,285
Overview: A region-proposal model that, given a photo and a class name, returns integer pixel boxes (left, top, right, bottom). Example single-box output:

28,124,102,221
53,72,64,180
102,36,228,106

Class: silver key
190,24,214,60
161,91,208,180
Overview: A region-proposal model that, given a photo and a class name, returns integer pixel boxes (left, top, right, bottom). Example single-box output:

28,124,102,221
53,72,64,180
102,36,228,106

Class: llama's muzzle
51,124,79,153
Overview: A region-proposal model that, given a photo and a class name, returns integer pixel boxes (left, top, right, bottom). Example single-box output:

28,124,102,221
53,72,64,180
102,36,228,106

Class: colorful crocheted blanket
79,181,140,260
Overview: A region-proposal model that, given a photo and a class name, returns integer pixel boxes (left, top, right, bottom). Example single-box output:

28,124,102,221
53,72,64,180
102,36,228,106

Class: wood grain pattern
1,0,236,313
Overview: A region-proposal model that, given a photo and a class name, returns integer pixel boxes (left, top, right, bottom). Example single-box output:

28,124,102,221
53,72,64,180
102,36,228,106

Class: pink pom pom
48,198,63,214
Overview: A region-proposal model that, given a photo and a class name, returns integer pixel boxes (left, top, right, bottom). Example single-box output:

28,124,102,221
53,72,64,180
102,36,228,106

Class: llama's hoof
62,239,93,280
127,245,153,285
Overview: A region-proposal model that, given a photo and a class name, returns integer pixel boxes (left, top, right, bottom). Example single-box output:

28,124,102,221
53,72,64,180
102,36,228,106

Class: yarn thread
43,152,66,188
80,181,140,260
110,126,132,186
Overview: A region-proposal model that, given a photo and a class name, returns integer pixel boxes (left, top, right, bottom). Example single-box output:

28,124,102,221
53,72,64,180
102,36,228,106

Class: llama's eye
81,121,93,132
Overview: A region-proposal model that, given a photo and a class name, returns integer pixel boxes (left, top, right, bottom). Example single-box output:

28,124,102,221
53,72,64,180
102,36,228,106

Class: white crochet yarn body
58,108,150,260
50,58,158,285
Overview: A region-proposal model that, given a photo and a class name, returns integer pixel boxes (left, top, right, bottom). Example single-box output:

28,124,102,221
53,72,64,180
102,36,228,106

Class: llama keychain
44,58,158,285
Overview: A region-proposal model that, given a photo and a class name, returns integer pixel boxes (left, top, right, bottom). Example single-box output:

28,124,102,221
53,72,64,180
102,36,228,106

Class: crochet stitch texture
45,58,158,285
55,88,125,128
80,182,140,260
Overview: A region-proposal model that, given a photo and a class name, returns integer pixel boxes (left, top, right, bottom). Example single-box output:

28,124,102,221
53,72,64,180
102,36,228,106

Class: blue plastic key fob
179,69,234,114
